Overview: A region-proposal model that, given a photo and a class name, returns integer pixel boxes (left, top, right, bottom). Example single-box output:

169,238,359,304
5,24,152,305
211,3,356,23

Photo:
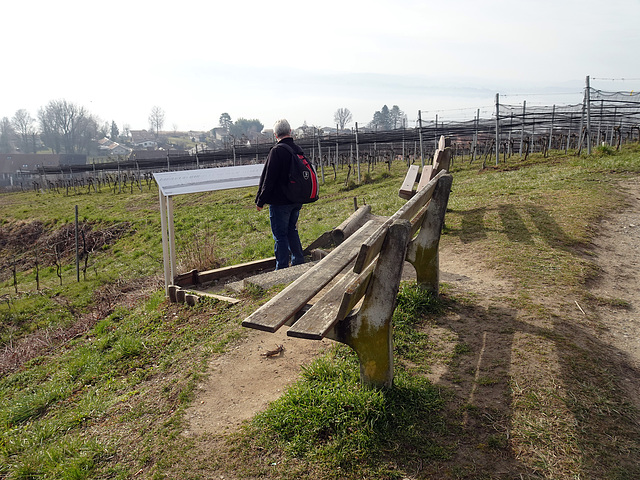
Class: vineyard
21,84,640,193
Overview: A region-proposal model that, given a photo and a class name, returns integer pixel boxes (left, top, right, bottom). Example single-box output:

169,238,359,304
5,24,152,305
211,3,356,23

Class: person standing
255,119,306,270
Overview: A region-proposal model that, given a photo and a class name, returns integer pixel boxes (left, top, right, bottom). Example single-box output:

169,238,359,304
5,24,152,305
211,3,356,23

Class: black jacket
255,137,305,207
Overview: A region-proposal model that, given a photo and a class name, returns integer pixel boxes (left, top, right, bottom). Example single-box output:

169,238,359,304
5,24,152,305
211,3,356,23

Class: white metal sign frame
154,164,264,294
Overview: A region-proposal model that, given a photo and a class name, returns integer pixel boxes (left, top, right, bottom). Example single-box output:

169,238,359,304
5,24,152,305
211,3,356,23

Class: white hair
273,119,291,138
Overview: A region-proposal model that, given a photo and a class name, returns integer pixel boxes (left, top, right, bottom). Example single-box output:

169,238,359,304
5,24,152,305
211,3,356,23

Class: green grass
1,145,640,478
241,345,449,477
0,292,243,479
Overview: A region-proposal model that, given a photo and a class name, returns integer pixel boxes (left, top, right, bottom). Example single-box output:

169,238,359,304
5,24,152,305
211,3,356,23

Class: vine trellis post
495,93,500,166
586,75,592,154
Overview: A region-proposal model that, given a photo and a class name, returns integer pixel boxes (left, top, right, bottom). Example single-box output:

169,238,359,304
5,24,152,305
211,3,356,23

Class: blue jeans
269,203,305,270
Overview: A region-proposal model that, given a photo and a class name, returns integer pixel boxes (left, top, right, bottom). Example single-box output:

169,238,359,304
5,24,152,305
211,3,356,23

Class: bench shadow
449,204,577,249
412,299,537,478
498,204,534,244
406,288,640,478
456,207,489,244
523,204,577,250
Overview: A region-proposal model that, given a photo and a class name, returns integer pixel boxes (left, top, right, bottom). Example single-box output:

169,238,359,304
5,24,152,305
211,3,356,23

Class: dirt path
587,179,640,366
185,179,640,441
185,328,330,435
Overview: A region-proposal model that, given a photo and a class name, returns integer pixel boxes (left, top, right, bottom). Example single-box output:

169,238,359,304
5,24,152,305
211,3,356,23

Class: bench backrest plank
353,170,445,273
417,165,433,191
431,148,451,178
241,220,382,333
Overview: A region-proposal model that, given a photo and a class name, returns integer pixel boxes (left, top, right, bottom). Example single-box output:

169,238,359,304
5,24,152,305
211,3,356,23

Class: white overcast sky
3,0,640,132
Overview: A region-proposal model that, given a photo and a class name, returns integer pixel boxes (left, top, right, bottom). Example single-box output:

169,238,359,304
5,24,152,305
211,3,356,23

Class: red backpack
277,143,319,204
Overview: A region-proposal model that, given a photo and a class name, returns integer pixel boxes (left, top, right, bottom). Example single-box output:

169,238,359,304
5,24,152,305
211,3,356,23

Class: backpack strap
275,142,296,157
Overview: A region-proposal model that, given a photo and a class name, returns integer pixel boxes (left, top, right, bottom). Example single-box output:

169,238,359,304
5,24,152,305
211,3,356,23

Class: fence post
586,75,592,154
317,128,325,184
335,124,339,168
434,114,438,153
418,110,425,167
548,105,556,153
473,109,479,163
75,205,80,282
495,93,500,166
355,122,361,184
520,101,526,157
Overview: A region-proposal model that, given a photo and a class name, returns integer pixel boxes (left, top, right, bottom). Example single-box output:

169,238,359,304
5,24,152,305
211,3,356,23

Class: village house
129,130,158,149
97,138,132,156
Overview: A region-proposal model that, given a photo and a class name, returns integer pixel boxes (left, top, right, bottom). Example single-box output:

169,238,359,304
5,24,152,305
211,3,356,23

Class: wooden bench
399,136,451,200
242,138,453,388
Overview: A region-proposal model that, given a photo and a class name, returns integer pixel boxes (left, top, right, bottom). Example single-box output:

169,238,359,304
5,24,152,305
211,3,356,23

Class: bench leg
328,220,411,388
406,174,452,294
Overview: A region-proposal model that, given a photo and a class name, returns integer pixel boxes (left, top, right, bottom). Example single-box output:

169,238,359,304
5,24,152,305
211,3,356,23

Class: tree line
1,100,105,155
0,100,407,156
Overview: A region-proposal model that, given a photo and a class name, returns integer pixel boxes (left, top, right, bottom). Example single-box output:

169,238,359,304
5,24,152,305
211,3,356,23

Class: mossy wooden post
328,220,411,388
406,173,453,293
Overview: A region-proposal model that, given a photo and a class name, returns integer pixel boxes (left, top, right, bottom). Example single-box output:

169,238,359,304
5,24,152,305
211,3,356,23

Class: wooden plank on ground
287,262,375,340
398,165,419,199
333,205,372,244
304,230,334,253
241,220,381,333
187,290,240,305
190,258,276,285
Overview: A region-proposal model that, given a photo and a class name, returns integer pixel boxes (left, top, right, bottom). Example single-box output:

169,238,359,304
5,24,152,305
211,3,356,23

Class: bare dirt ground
184,179,640,475
587,179,640,365
585,178,640,405
185,328,331,435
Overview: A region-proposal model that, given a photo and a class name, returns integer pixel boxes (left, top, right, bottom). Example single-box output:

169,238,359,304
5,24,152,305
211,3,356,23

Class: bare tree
334,108,353,130
38,100,98,154
12,109,35,153
0,117,15,153
389,105,406,129
149,106,165,137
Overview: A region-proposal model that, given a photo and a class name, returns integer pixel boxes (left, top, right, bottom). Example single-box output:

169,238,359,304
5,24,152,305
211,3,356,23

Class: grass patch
0,290,245,479
1,145,640,478
238,345,450,478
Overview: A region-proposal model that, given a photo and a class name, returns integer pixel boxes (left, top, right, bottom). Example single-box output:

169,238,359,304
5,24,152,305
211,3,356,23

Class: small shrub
177,224,222,272
595,144,616,156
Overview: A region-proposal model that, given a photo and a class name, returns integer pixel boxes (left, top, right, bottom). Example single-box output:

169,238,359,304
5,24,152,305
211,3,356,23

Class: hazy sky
4,0,640,132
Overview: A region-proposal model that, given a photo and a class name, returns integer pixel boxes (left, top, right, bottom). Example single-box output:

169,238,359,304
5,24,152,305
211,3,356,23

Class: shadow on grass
429,287,640,479
450,203,581,251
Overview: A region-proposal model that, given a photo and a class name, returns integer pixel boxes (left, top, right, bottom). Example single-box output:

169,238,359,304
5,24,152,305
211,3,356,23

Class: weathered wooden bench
242,137,453,388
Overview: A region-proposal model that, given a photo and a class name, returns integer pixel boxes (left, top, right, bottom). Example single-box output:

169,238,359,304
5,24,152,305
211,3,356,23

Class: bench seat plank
287,262,376,340
241,220,382,333
398,165,419,199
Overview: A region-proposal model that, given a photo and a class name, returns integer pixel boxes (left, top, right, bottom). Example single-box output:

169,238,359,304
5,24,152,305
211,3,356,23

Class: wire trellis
27,88,640,183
